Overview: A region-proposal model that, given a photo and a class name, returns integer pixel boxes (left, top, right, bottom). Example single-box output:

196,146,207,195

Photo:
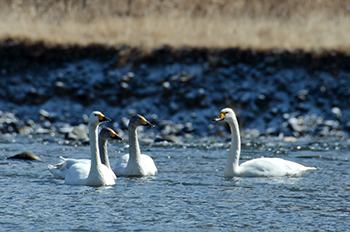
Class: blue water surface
1,135,350,231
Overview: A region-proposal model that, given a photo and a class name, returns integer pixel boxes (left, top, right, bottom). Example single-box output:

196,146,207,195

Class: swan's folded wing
240,157,315,177
141,154,158,175
64,162,90,185
48,157,91,179
64,158,91,169
113,154,130,176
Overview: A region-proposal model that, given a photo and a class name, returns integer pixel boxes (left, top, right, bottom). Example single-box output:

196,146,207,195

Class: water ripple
0,138,350,231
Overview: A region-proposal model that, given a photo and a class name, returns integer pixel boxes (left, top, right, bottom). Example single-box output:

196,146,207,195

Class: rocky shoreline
1,41,350,141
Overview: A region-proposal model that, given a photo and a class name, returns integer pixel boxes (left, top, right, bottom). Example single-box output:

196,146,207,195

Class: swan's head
89,111,111,125
212,108,236,122
129,114,155,128
99,127,123,141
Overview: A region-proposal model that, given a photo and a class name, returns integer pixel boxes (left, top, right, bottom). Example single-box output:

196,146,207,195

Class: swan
64,111,116,186
48,127,122,179
113,114,158,177
213,108,316,178
99,127,123,170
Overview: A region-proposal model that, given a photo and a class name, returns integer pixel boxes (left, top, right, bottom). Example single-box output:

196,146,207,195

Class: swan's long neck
225,118,241,177
128,126,141,163
99,138,111,170
88,123,102,176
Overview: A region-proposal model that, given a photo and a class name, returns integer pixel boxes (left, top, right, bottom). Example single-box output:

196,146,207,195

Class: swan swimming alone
61,111,116,186
213,108,316,178
113,114,158,177
48,127,122,179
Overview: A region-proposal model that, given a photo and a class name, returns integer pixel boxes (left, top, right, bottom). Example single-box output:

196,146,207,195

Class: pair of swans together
48,112,158,186
49,108,316,187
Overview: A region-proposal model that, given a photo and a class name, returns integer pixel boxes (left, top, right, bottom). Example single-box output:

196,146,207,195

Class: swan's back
64,162,90,185
238,157,316,177
141,155,158,175
113,154,158,176
64,162,115,185
113,154,129,176
48,157,90,179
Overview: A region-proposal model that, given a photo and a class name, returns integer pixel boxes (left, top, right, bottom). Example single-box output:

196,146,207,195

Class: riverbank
1,42,350,140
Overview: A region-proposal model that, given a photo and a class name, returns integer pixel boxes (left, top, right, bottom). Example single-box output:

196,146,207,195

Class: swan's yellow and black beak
212,112,227,122
97,113,111,123
141,117,155,128
110,131,123,141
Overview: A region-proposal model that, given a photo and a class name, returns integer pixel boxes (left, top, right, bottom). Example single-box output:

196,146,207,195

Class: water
1,135,350,231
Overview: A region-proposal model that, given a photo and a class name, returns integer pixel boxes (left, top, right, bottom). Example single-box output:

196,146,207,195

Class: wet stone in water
8,151,41,161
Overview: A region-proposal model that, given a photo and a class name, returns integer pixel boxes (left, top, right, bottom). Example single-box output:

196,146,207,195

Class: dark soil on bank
1,40,350,139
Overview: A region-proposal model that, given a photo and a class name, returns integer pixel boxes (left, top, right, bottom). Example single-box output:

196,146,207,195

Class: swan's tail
303,166,317,175
47,157,68,179
292,166,316,177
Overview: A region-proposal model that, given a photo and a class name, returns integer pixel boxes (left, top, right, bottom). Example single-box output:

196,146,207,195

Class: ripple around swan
1,138,350,231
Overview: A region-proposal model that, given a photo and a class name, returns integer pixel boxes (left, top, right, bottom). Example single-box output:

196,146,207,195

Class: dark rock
8,151,41,161
1,43,350,138
155,134,183,144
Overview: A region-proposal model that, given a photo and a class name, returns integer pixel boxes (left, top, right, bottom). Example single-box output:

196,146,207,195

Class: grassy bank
1,0,350,51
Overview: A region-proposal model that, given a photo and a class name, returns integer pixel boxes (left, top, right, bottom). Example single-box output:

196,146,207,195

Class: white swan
113,114,158,177
99,127,123,170
63,111,116,186
48,127,122,179
213,108,316,178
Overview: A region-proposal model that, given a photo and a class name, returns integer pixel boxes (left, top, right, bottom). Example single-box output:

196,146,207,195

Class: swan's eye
219,112,227,119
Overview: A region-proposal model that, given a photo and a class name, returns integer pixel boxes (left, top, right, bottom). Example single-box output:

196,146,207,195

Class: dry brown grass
1,0,350,51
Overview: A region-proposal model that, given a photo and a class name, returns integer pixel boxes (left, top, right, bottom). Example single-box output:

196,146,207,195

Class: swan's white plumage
48,156,90,179
114,153,157,176
49,111,116,186
48,127,121,180
113,114,157,177
64,161,114,185
213,108,316,178
48,127,123,179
